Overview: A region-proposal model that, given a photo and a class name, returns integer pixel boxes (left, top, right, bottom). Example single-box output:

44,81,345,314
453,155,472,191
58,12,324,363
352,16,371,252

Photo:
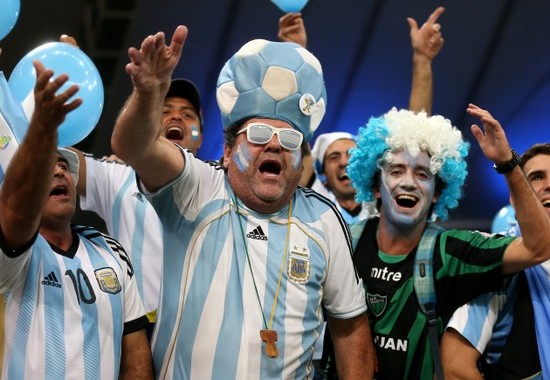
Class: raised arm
0,61,81,250
111,25,188,192
468,103,550,272
407,6,445,114
278,13,307,48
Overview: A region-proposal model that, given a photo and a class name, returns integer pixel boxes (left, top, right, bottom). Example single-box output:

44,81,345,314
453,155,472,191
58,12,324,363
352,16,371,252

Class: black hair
520,143,550,169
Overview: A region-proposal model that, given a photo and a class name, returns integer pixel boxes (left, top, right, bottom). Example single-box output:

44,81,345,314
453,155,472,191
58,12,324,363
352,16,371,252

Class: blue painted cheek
379,178,395,214
379,173,410,223
191,125,200,141
233,142,252,172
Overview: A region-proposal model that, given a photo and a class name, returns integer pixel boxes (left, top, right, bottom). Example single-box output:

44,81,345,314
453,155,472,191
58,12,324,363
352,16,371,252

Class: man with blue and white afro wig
347,107,469,221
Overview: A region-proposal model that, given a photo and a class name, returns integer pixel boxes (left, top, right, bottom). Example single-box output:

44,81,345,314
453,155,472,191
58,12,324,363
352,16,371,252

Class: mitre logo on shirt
367,292,387,317
370,266,403,282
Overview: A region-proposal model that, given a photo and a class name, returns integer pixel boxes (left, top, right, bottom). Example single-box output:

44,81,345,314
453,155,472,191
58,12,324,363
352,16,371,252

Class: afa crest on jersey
288,246,310,284
95,267,122,294
367,292,387,317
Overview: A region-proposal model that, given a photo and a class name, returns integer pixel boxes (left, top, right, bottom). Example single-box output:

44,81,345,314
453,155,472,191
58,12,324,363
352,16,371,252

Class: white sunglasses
237,123,303,151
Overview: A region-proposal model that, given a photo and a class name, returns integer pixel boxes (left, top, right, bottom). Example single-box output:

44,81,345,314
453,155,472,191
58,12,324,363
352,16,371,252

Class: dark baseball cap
165,78,203,126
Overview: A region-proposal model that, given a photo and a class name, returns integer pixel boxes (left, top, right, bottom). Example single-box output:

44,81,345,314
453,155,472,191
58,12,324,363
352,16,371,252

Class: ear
373,186,381,200
222,145,231,169
432,191,440,204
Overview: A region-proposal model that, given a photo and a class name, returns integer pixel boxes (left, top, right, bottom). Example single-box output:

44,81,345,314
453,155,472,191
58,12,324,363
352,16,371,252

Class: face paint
233,141,252,172
290,149,302,170
378,150,437,228
191,124,200,141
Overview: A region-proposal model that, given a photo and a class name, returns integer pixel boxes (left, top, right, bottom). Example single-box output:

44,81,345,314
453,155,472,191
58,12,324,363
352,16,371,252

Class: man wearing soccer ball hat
112,26,375,379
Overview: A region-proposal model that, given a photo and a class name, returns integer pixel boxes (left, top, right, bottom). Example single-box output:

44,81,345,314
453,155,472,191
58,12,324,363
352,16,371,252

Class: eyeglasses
237,123,303,151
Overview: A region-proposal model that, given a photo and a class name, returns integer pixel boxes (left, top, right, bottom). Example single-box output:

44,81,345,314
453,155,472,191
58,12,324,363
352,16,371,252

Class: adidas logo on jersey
42,271,61,288
246,226,268,241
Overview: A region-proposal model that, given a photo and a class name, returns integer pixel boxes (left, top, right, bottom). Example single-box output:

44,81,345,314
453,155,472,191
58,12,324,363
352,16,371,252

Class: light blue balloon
270,0,309,13
491,204,517,235
0,0,20,41
8,42,104,147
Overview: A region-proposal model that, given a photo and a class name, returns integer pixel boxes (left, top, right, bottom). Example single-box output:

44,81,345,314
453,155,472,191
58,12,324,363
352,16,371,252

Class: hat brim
166,79,202,125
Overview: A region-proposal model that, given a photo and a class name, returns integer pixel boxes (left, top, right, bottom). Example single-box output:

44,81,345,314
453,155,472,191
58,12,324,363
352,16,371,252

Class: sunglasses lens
248,124,273,144
245,123,303,151
278,130,302,151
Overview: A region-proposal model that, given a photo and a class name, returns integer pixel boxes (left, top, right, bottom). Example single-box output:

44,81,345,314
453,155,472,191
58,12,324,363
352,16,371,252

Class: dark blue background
2,0,549,231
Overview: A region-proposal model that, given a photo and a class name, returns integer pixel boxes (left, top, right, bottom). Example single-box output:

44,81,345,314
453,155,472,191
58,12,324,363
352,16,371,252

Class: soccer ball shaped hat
216,39,327,143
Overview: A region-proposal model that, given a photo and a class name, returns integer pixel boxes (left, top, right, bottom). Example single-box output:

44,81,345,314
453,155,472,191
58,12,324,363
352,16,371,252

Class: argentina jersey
0,226,145,380
81,155,163,315
147,150,366,380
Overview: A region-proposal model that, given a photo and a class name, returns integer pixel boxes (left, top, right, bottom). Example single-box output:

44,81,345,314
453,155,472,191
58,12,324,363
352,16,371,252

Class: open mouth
166,127,184,141
395,194,418,208
338,173,350,181
259,160,282,176
50,185,68,197
543,199,550,209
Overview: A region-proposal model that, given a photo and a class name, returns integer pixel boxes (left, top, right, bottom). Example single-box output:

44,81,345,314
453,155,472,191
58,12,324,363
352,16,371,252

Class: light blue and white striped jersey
0,225,146,380
146,150,367,380
446,224,530,363
446,278,515,362
81,155,163,315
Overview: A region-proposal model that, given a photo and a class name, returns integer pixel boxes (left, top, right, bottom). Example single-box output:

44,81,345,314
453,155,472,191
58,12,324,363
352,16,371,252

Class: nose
264,132,282,152
399,172,417,189
53,164,64,177
166,110,183,121
340,153,350,167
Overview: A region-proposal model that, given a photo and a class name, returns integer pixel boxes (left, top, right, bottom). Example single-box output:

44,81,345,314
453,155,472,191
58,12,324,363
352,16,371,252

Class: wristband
493,149,521,174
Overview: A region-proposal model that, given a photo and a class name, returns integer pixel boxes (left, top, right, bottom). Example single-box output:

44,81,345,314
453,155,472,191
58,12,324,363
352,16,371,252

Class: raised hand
125,25,188,94
278,13,307,48
467,103,513,164
31,60,82,131
408,6,445,61
60,34,78,47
